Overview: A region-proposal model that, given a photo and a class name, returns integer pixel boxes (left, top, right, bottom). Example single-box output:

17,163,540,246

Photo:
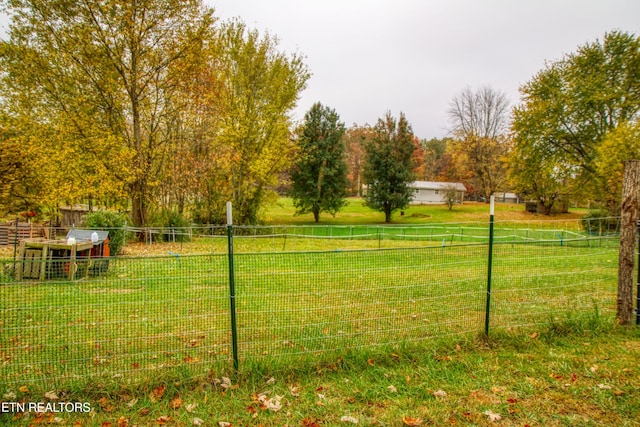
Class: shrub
150,210,192,242
580,210,620,234
85,211,132,255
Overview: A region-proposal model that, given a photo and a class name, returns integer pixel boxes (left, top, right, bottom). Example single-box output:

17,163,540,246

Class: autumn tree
447,86,511,201
217,20,310,224
421,137,455,182
0,116,32,214
363,112,417,222
290,102,348,222
0,0,217,226
511,30,640,213
343,125,373,196
594,122,640,209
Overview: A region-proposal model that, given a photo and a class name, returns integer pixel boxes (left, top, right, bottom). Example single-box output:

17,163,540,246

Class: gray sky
210,0,640,139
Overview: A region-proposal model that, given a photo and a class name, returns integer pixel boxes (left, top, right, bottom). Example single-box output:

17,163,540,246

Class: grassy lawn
2,324,639,426
1,201,635,426
262,198,588,226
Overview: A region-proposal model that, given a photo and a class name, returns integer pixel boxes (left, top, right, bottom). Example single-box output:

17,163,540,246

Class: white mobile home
410,181,466,205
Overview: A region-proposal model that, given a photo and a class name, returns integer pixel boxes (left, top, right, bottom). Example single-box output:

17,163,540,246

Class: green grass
263,198,588,226
2,324,639,426
1,240,619,385
0,203,632,426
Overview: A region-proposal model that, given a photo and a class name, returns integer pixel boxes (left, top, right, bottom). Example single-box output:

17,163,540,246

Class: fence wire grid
0,219,620,390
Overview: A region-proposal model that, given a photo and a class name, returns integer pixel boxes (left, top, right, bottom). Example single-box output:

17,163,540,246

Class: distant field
262,197,588,226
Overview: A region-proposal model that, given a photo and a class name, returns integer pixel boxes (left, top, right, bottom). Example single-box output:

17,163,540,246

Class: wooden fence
0,221,46,247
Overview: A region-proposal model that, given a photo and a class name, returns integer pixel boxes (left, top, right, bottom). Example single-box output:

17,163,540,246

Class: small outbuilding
16,229,111,281
494,192,520,204
409,181,467,205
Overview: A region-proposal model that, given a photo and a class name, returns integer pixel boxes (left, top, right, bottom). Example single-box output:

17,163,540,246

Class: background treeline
0,1,638,226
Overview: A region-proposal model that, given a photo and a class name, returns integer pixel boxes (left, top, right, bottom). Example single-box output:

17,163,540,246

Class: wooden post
618,160,640,325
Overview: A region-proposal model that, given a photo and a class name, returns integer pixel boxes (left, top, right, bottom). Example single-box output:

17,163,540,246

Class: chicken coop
17,230,110,281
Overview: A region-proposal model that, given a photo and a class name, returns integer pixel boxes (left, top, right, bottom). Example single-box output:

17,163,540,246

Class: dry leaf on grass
169,395,182,409
402,415,424,426
258,393,283,412
341,415,359,424
483,410,502,422
44,391,59,400
433,389,447,398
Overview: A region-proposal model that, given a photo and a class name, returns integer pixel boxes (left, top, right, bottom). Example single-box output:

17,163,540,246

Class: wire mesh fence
0,219,621,390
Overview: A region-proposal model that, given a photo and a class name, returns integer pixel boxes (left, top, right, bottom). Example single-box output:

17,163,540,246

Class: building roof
410,181,467,192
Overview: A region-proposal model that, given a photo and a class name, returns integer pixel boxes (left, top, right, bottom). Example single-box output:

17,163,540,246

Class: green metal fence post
226,202,239,371
484,196,495,336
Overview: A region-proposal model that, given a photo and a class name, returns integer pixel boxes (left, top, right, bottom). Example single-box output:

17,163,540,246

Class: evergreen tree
290,102,348,222
363,112,417,222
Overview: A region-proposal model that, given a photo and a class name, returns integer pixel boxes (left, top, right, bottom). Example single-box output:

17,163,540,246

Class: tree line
0,0,638,226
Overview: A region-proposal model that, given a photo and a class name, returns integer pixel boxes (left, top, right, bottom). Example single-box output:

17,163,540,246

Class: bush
150,210,192,242
580,210,620,234
85,211,132,255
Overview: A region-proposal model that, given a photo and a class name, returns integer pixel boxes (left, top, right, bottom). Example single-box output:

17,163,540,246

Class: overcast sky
210,0,640,139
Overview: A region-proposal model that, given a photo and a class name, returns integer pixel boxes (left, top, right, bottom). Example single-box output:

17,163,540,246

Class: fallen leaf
156,415,171,425
19,386,28,393
258,393,283,412
289,385,301,397
590,365,599,373
367,359,375,366
150,385,166,402
433,390,447,398
117,417,128,427
402,415,424,426
220,377,232,390
597,384,612,390
192,418,204,426
102,423,113,427
45,391,59,400
483,410,501,422
185,403,198,413
302,418,321,427
3,392,16,400
218,422,231,427
266,376,275,385
529,332,538,339
388,385,398,393
170,395,182,409
341,415,359,424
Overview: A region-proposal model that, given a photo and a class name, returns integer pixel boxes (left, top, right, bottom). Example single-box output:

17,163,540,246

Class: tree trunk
617,160,640,325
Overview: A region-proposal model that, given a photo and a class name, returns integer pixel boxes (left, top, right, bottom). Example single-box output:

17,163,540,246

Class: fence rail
0,220,620,390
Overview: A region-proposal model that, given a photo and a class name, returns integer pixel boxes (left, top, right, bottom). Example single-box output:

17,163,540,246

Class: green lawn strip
2,323,638,426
